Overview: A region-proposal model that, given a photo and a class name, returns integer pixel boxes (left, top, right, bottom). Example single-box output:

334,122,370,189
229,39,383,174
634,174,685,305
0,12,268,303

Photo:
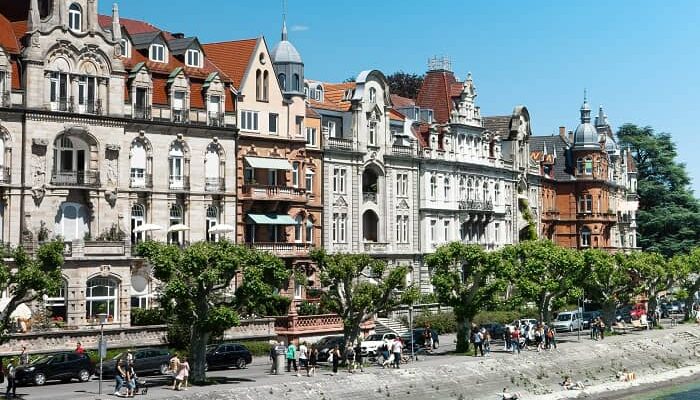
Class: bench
630,319,648,331
611,323,630,334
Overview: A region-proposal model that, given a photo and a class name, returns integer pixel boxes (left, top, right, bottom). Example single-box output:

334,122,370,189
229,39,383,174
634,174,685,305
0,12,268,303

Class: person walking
511,327,521,355
114,358,126,396
599,318,606,340
125,359,136,397
268,342,277,374
18,347,28,367
505,326,512,352
473,329,484,357
308,346,318,377
483,331,491,356
331,345,340,375
345,344,355,373
5,360,15,400
286,341,298,375
391,338,403,369
169,353,181,390
298,342,309,377
354,342,364,372
75,341,85,354
175,356,189,390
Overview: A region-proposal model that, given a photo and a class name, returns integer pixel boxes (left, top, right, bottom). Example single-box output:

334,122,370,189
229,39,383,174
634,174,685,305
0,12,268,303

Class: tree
136,240,287,384
617,124,700,256
0,241,64,340
582,249,634,325
310,249,416,346
677,248,700,319
427,243,506,352
513,240,584,323
626,251,675,314
387,71,424,100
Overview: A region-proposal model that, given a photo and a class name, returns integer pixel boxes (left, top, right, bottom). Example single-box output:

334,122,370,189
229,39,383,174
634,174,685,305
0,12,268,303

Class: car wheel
235,358,246,369
204,362,209,372
34,372,46,386
78,369,91,382
569,325,573,332
160,363,170,375
433,341,439,349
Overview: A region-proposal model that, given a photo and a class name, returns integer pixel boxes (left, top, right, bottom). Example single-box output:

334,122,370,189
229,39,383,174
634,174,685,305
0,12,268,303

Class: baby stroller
133,373,148,395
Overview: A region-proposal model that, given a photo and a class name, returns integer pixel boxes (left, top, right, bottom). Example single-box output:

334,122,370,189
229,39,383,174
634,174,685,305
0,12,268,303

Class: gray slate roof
130,32,161,49
482,115,511,137
168,37,198,55
529,135,574,181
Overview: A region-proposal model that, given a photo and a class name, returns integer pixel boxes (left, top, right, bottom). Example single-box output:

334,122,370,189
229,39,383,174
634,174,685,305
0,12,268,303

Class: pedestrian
114,358,126,396
473,329,484,357
391,338,403,369
75,341,85,354
505,326,512,351
484,331,491,356
308,345,318,377
298,341,309,377
286,341,298,375
169,353,181,390
5,360,15,400
331,345,340,375
424,325,433,350
18,347,28,366
175,356,189,390
599,319,606,340
269,342,277,374
125,359,136,397
354,341,364,372
511,327,521,354
591,318,598,340
548,326,557,350
345,344,355,372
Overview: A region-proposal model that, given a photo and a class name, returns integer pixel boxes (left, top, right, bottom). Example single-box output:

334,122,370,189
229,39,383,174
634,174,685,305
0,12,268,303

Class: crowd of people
472,321,559,355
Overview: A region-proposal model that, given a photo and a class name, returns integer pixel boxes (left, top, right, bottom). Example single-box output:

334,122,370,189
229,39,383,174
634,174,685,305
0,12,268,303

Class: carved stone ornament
99,265,112,277
32,138,48,147
105,190,118,207
31,186,45,205
333,196,348,207
106,143,121,152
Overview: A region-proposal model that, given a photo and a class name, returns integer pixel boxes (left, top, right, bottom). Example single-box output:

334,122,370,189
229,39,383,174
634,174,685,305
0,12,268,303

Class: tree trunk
602,300,616,328
189,329,211,384
343,317,362,347
456,318,470,353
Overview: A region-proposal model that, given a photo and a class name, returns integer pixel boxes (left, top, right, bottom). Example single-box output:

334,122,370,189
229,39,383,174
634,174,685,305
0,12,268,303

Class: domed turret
572,94,600,148
271,16,304,97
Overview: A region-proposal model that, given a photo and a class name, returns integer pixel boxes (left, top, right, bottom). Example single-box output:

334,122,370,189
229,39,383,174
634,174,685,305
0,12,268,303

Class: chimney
568,130,574,143
172,33,185,39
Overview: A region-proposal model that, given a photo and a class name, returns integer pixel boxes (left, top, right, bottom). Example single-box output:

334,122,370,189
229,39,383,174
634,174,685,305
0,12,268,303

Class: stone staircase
375,317,410,336
674,330,700,348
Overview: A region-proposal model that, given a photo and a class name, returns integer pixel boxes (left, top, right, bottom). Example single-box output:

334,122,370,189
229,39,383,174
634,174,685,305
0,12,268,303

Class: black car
15,352,95,386
581,311,602,329
315,335,345,362
401,328,440,352
480,323,506,340
101,348,172,377
206,343,252,370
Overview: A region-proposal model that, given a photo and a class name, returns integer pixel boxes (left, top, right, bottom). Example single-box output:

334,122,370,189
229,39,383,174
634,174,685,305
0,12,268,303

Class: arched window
483,181,489,203
86,277,119,322
263,70,269,101
444,177,451,201
56,202,89,241
580,226,591,247
362,210,379,242
53,134,89,184
315,85,323,101
584,157,593,175
130,140,147,188
206,205,218,242
293,74,300,91
255,69,262,101
169,142,185,189
130,204,145,244
204,145,221,191
68,3,82,32
430,176,437,199
306,217,314,243
131,272,151,309
467,179,473,200
294,215,303,243
46,279,67,321
577,158,584,174
278,73,286,91
169,205,183,245
459,177,466,200
494,183,501,206
369,87,377,103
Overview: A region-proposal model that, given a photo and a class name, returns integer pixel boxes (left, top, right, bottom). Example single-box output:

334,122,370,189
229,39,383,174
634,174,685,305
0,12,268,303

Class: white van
552,311,582,332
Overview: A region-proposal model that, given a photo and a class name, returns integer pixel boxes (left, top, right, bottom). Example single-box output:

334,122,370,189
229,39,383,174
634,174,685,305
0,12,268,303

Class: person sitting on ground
501,387,521,399
562,376,585,390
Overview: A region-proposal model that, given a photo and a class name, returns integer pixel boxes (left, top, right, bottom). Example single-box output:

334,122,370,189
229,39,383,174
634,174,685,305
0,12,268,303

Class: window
585,158,593,175
369,87,377,103
119,39,130,57
130,141,147,187
50,72,69,110
578,194,593,213
293,74,300,91
267,169,278,186
255,69,262,100
205,206,218,242
263,70,269,101
185,49,201,68
149,44,165,62
294,283,303,300
483,182,489,203
86,277,118,322
396,215,409,243
494,183,501,205
269,113,278,135
244,167,254,184
327,121,337,138
444,178,451,201
396,174,408,197
305,127,317,146
459,178,466,200
581,227,591,247
315,85,323,101
77,75,97,113
278,73,286,90
68,3,82,32
56,202,89,241
205,145,221,191
130,204,145,244
292,162,299,187
444,221,450,242
430,176,437,199
333,213,347,243
430,220,437,243
305,219,313,243
294,215,303,242
169,205,184,245
305,170,314,192
495,222,500,243
240,110,259,131
333,168,346,193
207,95,221,126
169,142,185,189
368,121,377,145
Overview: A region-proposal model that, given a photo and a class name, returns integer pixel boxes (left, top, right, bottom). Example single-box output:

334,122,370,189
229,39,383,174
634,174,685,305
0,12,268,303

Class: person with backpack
308,345,318,377
354,342,364,372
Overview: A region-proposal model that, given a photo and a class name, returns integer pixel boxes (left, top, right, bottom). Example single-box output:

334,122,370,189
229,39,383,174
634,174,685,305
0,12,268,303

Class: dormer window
149,44,166,63
186,49,201,68
119,39,130,58
68,3,82,32
314,85,323,101
369,87,377,103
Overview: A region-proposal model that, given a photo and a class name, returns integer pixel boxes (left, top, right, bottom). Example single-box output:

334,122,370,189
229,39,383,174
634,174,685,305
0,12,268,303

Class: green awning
247,214,297,225
244,156,292,170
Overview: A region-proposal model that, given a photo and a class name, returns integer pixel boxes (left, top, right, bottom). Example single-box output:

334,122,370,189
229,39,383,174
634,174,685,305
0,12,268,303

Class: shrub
402,311,457,334
238,340,273,357
298,301,319,316
131,307,166,326
472,310,538,326
419,293,439,304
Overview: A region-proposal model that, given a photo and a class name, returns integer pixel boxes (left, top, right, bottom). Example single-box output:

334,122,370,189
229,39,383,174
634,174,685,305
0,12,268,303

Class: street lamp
97,313,108,398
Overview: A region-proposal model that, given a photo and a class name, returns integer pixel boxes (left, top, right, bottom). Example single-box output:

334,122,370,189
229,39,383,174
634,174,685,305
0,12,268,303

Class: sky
100,0,700,192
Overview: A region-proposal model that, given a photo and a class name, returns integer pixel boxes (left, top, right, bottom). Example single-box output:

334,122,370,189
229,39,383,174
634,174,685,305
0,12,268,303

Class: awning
244,156,292,170
247,214,297,225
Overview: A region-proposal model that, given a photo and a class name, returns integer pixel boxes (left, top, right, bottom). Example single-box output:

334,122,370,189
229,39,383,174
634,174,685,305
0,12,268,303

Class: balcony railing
205,177,225,192
54,96,74,112
326,137,353,151
363,191,377,203
51,170,100,187
391,145,415,157
0,166,10,184
363,242,389,253
80,99,102,115
240,184,307,202
575,211,618,222
133,104,151,120
169,175,190,191
273,314,343,334
542,210,560,220
172,108,189,123
247,242,312,257
458,199,494,212
129,173,153,189
207,111,224,127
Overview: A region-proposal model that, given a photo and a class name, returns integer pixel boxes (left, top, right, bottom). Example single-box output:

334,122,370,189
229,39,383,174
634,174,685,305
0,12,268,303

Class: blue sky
101,0,700,192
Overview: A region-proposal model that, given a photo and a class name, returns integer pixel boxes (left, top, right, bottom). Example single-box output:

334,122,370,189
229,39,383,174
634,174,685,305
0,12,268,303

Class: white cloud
290,25,309,32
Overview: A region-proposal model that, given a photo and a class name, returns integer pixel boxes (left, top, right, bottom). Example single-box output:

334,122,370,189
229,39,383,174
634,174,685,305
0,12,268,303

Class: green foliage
617,124,700,257
386,71,424,100
419,292,439,304
95,223,126,241
130,307,166,326
411,311,457,334
297,301,319,316
237,341,273,357
472,310,533,326
518,199,537,241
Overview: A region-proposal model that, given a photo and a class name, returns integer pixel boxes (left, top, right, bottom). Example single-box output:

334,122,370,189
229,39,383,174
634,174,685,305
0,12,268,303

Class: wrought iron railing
51,170,100,187
205,177,225,192
168,175,190,191
129,173,153,189
133,104,151,120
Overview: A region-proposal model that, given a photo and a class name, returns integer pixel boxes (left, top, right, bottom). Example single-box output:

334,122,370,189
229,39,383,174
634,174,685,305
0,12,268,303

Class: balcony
133,104,151,120
51,170,100,187
169,175,190,191
207,111,224,127
0,166,10,185
363,242,389,253
273,314,343,335
247,242,312,257
542,210,560,221
326,137,353,151
458,199,494,212
390,145,416,157
205,177,225,192
172,108,189,123
240,184,307,202
575,212,618,222
52,96,74,113
129,174,153,190
79,99,102,115
363,191,377,204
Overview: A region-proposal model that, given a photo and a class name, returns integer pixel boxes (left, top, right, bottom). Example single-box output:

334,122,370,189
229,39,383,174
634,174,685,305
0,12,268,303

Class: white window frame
333,168,346,193
294,216,303,243
305,220,313,243
305,127,317,146
368,121,377,145
185,49,202,68
269,113,278,135
241,110,259,132
305,170,314,192
68,3,82,32
149,44,166,63
292,162,299,188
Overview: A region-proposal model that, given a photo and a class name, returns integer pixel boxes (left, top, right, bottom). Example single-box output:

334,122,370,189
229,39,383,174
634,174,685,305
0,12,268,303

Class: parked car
629,303,647,320
360,332,398,356
315,335,345,362
507,318,538,330
616,306,632,323
15,352,95,386
552,311,583,332
400,328,440,351
480,323,507,340
101,348,171,377
581,311,601,329
205,343,252,370
671,301,684,314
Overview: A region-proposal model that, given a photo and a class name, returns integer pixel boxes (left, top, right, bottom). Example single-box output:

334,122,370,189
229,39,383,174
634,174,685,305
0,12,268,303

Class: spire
28,0,40,32
580,89,591,123
281,0,288,41
543,142,548,155
112,3,122,42
58,0,67,27
595,104,608,127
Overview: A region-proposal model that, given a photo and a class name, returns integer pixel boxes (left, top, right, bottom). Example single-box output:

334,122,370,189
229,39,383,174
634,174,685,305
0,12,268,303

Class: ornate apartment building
309,70,422,283
0,0,238,327
531,98,638,251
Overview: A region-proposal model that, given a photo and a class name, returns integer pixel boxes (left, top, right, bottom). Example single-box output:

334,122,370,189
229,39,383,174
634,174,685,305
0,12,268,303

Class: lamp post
408,304,414,361
97,313,108,398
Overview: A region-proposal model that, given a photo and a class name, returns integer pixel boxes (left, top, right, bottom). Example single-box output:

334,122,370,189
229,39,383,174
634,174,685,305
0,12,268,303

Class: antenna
427,56,452,72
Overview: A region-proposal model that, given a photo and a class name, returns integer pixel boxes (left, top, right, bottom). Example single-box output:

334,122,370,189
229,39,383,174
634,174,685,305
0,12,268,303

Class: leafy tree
513,240,584,323
0,241,64,340
582,249,634,324
617,124,700,256
677,248,700,319
427,243,506,352
310,249,416,346
626,251,675,313
387,71,424,100
136,240,287,384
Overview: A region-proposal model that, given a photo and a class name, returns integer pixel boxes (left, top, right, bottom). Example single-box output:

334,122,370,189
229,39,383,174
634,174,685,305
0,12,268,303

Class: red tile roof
202,39,258,90
10,20,27,47
305,107,321,119
389,108,405,121
416,70,460,124
390,94,415,108
98,15,174,38
0,14,20,54
307,82,354,112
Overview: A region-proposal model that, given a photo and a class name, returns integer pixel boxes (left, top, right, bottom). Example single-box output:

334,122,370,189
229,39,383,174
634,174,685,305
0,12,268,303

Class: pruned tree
136,240,287,384
582,249,633,325
677,248,700,319
387,71,424,99
0,241,64,340
625,251,674,314
427,242,505,352
310,249,416,346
